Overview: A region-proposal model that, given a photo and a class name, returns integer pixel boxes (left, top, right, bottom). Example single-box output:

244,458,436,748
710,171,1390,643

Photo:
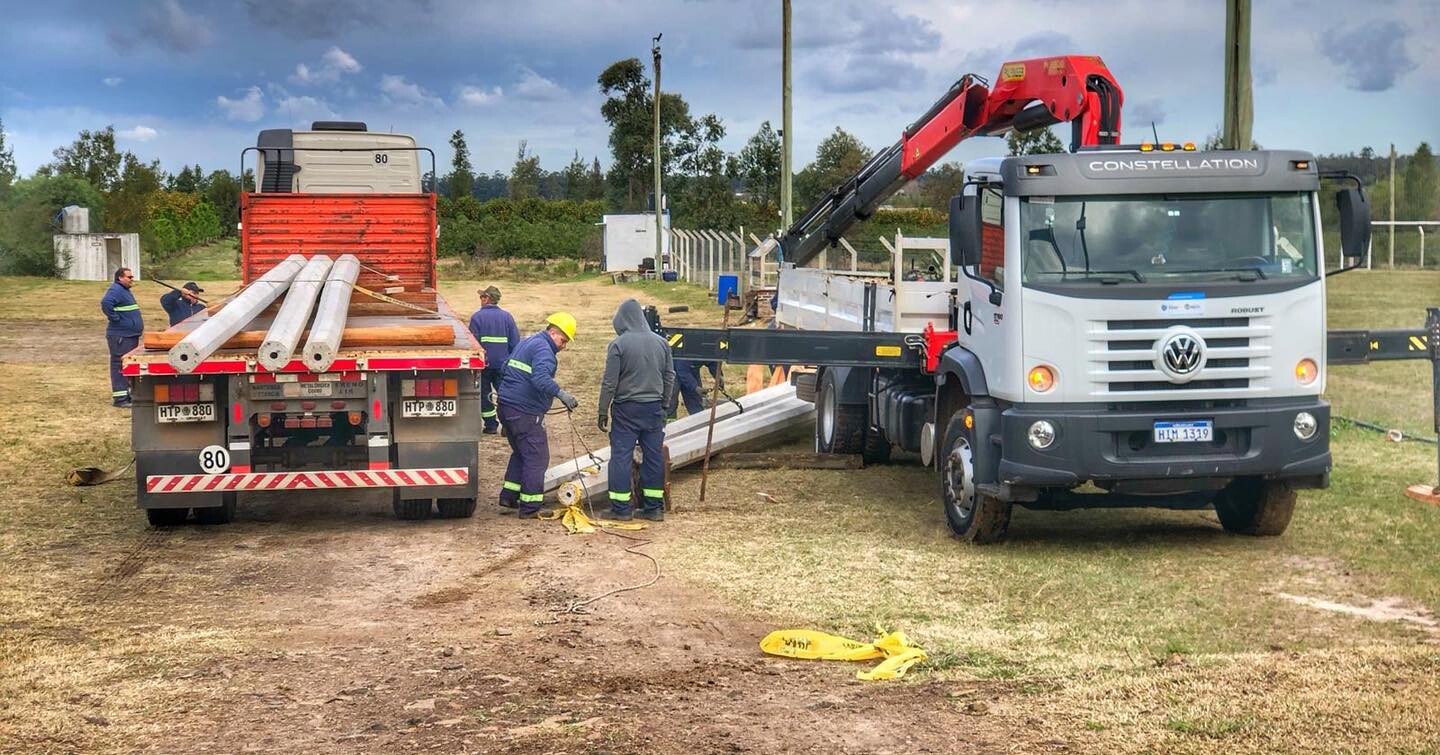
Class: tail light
402,377,456,397
154,380,214,403
257,414,272,428
348,411,364,426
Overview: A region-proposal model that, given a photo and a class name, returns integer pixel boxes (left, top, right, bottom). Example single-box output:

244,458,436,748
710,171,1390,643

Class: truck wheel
1215,478,1295,536
194,494,237,525
938,412,1011,544
392,492,432,521
145,508,189,527
436,498,477,518
815,370,866,455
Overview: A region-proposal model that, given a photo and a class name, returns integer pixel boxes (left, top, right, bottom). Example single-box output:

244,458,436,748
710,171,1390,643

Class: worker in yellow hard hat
495,312,579,517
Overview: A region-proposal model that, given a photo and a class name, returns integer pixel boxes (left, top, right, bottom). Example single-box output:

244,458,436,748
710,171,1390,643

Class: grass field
0,268,1436,753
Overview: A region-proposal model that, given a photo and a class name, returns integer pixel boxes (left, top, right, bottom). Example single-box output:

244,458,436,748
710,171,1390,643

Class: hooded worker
597,299,676,521
467,285,520,434
100,266,143,407
496,312,579,517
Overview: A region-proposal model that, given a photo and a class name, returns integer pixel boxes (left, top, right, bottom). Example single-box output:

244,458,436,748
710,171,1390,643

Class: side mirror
949,194,982,268
1336,186,1370,269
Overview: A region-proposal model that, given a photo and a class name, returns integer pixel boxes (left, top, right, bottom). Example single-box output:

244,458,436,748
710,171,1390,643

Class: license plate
402,399,456,418
1154,420,1213,443
157,403,216,424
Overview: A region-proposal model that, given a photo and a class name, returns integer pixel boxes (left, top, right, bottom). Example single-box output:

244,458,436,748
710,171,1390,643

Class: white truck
667,55,1372,542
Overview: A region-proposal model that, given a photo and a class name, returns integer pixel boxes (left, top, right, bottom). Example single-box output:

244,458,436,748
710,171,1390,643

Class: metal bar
168,254,306,373
1326,328,1432,365
258,254,333,371
670,327,923,369
302,254,361,372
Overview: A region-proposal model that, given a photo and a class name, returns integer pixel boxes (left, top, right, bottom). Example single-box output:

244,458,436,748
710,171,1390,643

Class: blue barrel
662,271,678,282
717,274,739,305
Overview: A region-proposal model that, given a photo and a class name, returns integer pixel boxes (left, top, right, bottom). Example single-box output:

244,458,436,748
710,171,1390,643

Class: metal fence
1369,221,1440,269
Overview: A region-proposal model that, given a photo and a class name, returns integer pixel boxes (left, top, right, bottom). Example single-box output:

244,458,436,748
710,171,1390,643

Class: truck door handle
962,301,973,335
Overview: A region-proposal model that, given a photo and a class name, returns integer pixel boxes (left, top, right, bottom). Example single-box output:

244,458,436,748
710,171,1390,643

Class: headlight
1027,420,1056,449
1293,412,1318,440
1295,358,1318,386
1027,365,1056,393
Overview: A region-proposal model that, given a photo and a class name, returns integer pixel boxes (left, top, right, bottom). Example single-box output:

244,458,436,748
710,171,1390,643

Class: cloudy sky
1,0,1435,179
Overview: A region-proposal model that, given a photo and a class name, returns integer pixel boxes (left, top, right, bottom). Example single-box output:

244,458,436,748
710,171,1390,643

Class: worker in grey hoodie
597,298,676,521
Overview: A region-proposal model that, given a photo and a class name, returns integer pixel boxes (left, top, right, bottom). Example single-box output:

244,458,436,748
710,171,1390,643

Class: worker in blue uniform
496,312,579,517
667,358,721,418
467,285,520,434
598,299,676,521
100,267,143,408
159,281,206,326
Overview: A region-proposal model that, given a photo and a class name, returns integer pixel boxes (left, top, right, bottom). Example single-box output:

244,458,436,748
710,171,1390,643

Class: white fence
1369,221,1439,269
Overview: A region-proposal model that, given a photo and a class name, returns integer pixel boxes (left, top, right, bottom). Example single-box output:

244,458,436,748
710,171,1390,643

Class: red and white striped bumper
145,468,470,494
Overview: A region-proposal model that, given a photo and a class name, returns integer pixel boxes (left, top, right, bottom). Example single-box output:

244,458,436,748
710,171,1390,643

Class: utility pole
1222,0,1253,150
780,0,793,230
1390,143,1397,269
652,34,665,270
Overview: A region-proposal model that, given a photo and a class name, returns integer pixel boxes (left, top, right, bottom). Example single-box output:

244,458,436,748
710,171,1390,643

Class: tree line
0,122,238,275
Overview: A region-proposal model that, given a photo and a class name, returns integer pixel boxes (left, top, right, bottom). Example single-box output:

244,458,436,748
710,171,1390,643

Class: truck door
957,186,1012,393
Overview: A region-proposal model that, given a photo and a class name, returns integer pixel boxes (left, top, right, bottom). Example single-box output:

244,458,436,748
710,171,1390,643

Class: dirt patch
1276,593,1439,634
0,320,108,364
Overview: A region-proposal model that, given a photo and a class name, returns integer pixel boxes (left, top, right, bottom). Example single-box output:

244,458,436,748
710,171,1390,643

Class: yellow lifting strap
758,626,928,681
539,504,648,535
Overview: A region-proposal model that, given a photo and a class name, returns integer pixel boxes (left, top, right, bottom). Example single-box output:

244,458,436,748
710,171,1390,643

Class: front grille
1087,315,1270,396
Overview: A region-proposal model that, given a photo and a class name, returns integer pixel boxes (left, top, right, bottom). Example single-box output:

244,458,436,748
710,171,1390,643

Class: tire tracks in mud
408,538,537,609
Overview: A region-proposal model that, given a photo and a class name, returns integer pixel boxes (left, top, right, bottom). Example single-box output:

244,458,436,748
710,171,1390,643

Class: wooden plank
1404,484,1440,506
710,452,862,470
143,324,455,351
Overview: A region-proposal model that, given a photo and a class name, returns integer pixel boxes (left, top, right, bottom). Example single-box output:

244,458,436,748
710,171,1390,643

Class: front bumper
996,397,1330,490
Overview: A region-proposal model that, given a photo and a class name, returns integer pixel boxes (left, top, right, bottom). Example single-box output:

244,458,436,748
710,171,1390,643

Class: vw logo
1154,329,1206,382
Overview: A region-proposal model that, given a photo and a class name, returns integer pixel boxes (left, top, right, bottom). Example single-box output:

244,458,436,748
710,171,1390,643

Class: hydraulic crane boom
780,55,1123,268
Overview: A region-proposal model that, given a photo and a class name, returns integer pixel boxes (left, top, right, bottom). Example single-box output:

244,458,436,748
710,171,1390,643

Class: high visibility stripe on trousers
503,481,521,492
642,488,665,499
482,409,497,418
608,490,631,502
518,493,543,503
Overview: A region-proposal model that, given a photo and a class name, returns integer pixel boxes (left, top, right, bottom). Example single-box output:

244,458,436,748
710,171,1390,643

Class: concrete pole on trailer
168,254,306,374
258,254,333,371
302,254,362,372
1221,0,1252,151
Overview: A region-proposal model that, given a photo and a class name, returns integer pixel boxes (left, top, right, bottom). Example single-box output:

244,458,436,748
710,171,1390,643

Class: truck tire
938,412,1011,544
436,497,477,518
1214,478,1295,536
815,369,866,455
393,492,432,521
146,508,189,527
194,493,237,525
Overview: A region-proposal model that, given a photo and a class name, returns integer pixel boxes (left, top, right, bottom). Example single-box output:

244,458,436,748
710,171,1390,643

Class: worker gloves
556,389,579,412
597,414,609,433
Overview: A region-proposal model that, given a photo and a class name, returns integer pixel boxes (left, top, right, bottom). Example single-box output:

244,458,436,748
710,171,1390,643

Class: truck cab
932,147,1358,540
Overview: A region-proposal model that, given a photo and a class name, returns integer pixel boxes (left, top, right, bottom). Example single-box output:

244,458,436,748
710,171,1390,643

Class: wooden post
699,297,735,502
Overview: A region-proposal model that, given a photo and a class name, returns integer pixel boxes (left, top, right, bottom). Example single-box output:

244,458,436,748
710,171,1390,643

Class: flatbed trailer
122,125,484,526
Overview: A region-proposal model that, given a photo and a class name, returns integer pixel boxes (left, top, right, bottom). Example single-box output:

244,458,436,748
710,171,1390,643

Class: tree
0,118,16,201
918,162,966,211
48,126,123,192
1006,128,1065,156
1402,142,1437,221
597,57,703,210
794,128,872,207
204,169,242,234
0,174,106,275
587,157,605,201
169,164,205,193
447,129,474,199
561,151,589,200
736,121,781,212
509,140,541,199
106,153,166,233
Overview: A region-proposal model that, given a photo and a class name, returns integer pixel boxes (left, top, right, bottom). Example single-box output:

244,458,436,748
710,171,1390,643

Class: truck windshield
1019,193,1318,284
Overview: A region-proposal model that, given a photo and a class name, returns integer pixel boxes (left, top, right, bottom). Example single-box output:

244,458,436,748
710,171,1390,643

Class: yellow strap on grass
538,504,648,534
758,627,927,681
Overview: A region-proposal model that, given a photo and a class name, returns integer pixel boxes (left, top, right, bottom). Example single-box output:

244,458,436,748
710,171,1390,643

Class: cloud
811,53,926,94
1126,99,1168,131
117,125,159,142
380,74,445,108
289,46,363,85
275,95,337,124
243,0,432,40
457,85,503,107
217,86,265,122
1010,31,1075,59
102,77,123,87
108,0,212,54
736,3,937,52
513,66,564,101
1320,21,1412,92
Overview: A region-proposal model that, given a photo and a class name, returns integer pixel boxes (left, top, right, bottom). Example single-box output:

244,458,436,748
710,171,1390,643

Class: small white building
55,233,142,281
601,212,670,272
